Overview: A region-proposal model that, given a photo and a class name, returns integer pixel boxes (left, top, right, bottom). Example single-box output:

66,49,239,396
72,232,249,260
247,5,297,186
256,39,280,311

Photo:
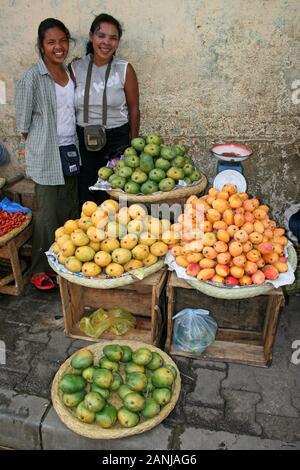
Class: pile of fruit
58,345,178,428
52,200,169,277
0,210,28,237
168,184,289,286
98,134,202,194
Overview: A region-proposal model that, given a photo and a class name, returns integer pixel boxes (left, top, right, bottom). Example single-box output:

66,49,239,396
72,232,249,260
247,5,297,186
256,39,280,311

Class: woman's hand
124,64,140,138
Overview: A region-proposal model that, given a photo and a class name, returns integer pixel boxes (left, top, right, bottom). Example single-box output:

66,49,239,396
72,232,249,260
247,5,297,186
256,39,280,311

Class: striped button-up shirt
15,58,67,185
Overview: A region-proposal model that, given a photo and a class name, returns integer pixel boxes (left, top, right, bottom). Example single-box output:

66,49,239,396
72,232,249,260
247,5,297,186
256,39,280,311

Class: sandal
30,273,56,290
45,272,58,285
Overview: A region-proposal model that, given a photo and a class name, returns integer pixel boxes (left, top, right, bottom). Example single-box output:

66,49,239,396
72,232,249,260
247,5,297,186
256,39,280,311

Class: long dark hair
86,13,123,55
37,18,72,56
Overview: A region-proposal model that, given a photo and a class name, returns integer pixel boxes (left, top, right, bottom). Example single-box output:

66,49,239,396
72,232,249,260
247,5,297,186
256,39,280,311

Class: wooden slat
80,285,152,317
170,340,267,367
58,277,73,336
216,328,262,345
69,318,152,344
263,290,284,365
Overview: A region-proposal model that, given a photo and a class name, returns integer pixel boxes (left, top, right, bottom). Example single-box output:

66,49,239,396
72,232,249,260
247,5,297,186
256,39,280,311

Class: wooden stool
165,272,285,367
58,268,168,345
0,224,33,295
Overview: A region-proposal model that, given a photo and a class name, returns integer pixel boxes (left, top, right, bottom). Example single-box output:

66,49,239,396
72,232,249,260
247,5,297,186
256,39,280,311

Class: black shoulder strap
83,57,112,126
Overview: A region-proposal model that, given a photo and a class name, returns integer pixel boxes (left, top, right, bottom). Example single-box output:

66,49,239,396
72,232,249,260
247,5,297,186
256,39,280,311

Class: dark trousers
30,176,79,274
77,123,130,207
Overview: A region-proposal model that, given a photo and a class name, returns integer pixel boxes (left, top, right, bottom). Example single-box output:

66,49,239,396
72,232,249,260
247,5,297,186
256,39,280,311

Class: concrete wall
0,0,299,219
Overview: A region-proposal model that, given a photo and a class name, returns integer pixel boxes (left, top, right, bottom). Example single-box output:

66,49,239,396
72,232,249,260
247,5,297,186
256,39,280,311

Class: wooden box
165,272,285,367
59,268,168,345
0,224,33,295
3,176,36,212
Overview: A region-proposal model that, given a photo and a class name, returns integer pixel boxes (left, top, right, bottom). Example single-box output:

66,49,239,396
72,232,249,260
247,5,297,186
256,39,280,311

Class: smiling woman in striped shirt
15,18,79,289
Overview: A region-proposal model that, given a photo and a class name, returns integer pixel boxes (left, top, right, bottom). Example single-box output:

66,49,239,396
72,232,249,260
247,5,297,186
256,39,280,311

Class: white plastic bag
172,308,218,353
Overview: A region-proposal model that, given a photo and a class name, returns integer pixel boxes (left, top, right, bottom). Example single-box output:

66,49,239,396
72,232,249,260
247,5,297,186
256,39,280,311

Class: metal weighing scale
210,143,253,192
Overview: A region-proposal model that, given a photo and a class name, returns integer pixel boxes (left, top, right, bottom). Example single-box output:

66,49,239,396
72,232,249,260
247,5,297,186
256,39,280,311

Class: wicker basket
106,175,207,204
51,340,181,439
185,244,298,300
47,247,165,289
0,213,32,247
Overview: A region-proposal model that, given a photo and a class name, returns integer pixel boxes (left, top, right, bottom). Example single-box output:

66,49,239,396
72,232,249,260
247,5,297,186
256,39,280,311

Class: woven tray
0,213,32,247
51,340,181,439
185,244,298,299
47,247,165,289
106,175,207,203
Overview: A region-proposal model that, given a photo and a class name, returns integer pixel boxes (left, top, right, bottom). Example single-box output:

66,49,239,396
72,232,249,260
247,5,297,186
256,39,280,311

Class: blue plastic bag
0,197,32,213
172,308,218,353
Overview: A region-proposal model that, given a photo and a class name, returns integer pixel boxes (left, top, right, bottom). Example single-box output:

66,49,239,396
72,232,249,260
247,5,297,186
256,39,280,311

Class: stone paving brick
222,389,262,436
4,340,46,374
291,391,300,412
0,388,49,450
257,414,300,443
180,427,300,450
42,406,172,450
0,323,28,352
254,369,298,418
186,368,225,408
222,363,261,392
184,405,224,428
0,369,27,389
191,359,227,371
38,330,73,363
14,359,60,399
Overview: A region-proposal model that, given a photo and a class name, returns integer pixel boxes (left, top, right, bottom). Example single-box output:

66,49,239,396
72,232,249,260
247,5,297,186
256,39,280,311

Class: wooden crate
3,176,36,212
0,224,33,295
59,268,168,345
165,272,285,367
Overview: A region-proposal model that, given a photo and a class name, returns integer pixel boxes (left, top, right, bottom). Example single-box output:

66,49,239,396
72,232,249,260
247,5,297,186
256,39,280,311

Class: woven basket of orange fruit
164,184,297,299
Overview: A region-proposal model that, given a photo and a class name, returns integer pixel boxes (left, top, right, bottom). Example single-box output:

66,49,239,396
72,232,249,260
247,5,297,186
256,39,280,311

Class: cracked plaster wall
0,0,299,219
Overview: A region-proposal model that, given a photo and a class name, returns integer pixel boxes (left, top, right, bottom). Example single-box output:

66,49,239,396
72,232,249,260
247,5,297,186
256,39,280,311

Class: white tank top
55,77,76,146
72,54,129,129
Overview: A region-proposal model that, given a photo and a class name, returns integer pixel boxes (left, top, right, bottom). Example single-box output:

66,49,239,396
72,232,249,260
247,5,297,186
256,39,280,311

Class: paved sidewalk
0,285,299,450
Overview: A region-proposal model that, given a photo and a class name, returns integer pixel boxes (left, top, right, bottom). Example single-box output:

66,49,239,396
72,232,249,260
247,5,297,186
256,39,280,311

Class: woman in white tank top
71,13,140,206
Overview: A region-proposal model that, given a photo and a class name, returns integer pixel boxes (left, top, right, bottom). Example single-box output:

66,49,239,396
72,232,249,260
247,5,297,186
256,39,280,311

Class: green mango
84,391,106,412
141,180,158,195
103,344,123,362
152,387,172,406
155,158,171,172
124,181,141,194
140,152,154,173
117,406,139,428
70,349,94,370
124,392,145,412
120,345,133,362
141,397,160,419
132,347,152,366
91,384,110,399
110,372,123,391
146,352,164,371
82,366,98,383
95,404,117,428
59,374,86,393
62,390,86,408
158,177,176,192
99,357,120,372
93,368,113,389
151,367,174,388
76,401,95,423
